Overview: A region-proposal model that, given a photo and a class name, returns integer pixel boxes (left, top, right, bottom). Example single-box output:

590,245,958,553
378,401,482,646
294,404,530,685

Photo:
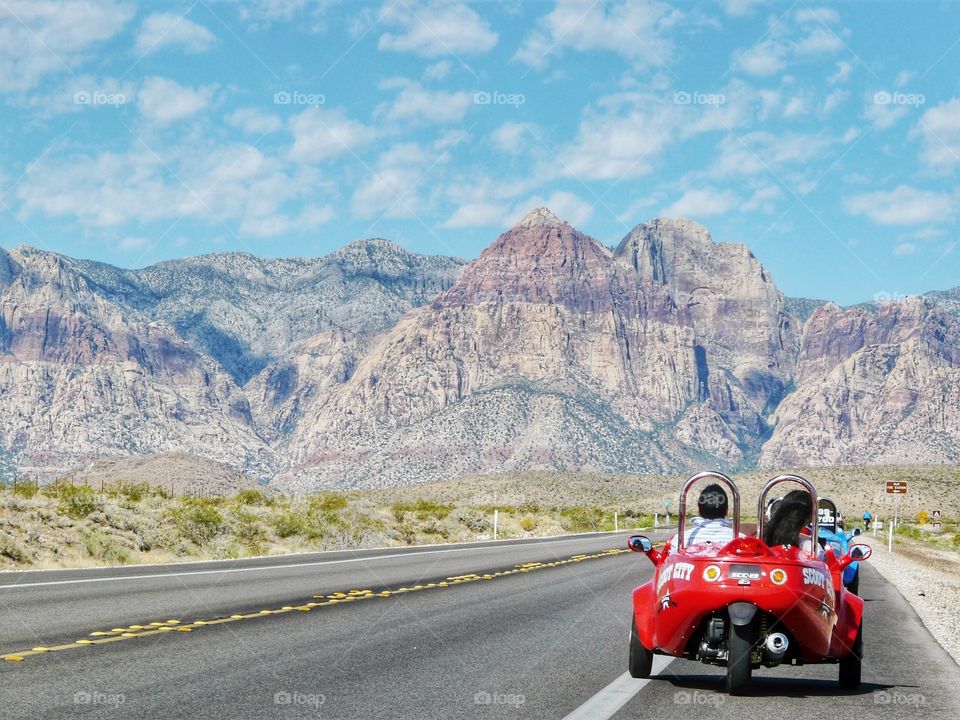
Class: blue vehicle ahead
815,498,862,594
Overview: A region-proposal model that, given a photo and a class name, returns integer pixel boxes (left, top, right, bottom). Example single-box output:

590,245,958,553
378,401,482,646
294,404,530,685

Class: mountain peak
514,207,566,229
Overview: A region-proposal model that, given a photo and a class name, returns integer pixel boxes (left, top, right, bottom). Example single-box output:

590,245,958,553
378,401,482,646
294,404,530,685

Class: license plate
729,564,761,579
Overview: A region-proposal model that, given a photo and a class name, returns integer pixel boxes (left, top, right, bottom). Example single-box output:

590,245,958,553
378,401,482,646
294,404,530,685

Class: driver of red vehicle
668,484,736,549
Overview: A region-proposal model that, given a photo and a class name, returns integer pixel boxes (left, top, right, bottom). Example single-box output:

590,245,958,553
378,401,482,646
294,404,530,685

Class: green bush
519,516,536,532
234,489,270,506
12,481,38,499
271,510,307,539
79,529,132,564
559,506,606,533
170,498,225,545
308,493,348,514
231,509,268,553
0,532,31,563
390,499,453,521
58,485,99,519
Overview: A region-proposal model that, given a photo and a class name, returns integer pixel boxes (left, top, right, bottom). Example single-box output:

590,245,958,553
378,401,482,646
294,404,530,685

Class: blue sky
0,0,957,304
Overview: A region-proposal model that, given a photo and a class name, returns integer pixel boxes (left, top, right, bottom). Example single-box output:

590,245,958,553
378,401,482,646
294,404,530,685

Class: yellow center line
1,548,628,663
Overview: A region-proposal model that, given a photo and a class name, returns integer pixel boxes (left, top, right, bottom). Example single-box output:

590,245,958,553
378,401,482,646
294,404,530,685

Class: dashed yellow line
1,548,628,664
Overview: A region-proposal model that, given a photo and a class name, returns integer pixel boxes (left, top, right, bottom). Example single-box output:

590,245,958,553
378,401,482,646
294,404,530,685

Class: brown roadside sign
886,481,908,494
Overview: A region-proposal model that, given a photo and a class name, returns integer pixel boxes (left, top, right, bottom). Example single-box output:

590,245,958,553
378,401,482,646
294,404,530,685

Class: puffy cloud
516,0,679,69
377,1,497,57
288,108,375,163
442,201,505,228
352,142,451,219
661,188,739,218
733,9,845,76
893,242,917,256
712,131,834,177
135,12,216,56
845,185,955,225
226,107,284,135
0,0,134,92
378,80,473,124
912,98,960,170
490,122,530,154
138,76,214,125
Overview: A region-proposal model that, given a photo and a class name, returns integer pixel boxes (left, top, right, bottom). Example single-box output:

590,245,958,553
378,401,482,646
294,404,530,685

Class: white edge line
562,657,674,720
0,534,634,590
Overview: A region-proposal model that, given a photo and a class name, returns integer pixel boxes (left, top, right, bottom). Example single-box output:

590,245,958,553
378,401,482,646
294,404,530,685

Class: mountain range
2,209,957,488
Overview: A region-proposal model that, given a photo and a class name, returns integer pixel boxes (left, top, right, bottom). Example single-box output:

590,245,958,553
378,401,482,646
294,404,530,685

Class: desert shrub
559,506,606,533
12,481,38,499
452,507,491,533
519,516,536,532
390,499,453,521
308,493,348,514
230,509,268,553
58,485,99,519
79,529,132,564
234,489,271,506
271,509,307,539
0,532,31,563
170,498,226,545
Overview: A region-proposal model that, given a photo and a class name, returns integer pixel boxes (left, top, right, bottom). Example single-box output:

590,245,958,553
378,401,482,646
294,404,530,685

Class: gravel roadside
863,532,960,665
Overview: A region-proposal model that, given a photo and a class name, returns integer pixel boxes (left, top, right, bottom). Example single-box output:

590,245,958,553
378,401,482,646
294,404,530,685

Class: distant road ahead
1,532,958,719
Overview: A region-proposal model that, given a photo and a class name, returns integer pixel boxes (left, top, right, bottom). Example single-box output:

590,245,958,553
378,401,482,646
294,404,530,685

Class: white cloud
118,236,149,252
736,40,787,76
558,93,682,180
135,12,215,56
17,141,329,237
822,89,848,113
377,1,497,57
442,201,505,228
352,143,450,219
893,242,917,256
794,7,841,25
913,98,960,170
288,108,375,163
720,0,768,16
490,122,529,153
379,81,472,124
713,131,833,177
863,96,909,129
0,0,135,92
516,0,680,70
829,60,854,84
733,11,845,76
845,185,955,225
423,60,453,81
226,107,283,135
138,76,214,125
661,188,739,218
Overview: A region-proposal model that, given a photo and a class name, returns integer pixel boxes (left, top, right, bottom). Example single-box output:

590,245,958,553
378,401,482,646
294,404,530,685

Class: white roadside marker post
888,519,893,553
614,512,619,532
493,509,499,541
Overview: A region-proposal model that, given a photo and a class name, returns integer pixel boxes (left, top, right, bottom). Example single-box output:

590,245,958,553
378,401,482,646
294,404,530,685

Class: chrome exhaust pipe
764,632,789,659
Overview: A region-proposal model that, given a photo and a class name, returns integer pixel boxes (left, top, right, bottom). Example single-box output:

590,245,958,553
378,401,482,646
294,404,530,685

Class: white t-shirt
669,517,735,549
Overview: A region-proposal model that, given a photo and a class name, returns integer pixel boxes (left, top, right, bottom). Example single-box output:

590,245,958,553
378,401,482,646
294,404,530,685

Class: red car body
628,472,870,693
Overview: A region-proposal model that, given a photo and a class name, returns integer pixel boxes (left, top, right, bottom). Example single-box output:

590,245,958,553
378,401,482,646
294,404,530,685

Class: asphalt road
1,532,958,719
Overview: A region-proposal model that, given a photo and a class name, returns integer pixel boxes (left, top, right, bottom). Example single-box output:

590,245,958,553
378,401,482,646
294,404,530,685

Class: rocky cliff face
0,246,275,476
2,217,956,487
759,298,960,466
280,211,799,487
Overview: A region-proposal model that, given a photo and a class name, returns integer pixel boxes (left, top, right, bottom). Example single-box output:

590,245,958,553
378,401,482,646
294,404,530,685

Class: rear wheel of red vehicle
839,622,863,689
847,570,860,595
629,616,653,678
725,622,754,695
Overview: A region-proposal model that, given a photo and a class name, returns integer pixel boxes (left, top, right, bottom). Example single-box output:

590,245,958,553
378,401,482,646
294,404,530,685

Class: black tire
629,616,653,678
725,622,754,695
839,622,863,689
847,570,860,596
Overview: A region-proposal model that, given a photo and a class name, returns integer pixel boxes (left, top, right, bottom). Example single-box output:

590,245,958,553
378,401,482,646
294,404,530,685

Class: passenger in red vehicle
763,489,816,555
668,484,736,549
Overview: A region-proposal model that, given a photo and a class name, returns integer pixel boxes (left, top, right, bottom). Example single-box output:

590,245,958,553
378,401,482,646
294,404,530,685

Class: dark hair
697,484,728,520
763,490,812,547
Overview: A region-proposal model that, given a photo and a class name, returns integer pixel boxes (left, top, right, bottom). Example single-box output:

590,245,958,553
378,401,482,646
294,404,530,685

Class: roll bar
756,474,818,545
677,471,740,551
